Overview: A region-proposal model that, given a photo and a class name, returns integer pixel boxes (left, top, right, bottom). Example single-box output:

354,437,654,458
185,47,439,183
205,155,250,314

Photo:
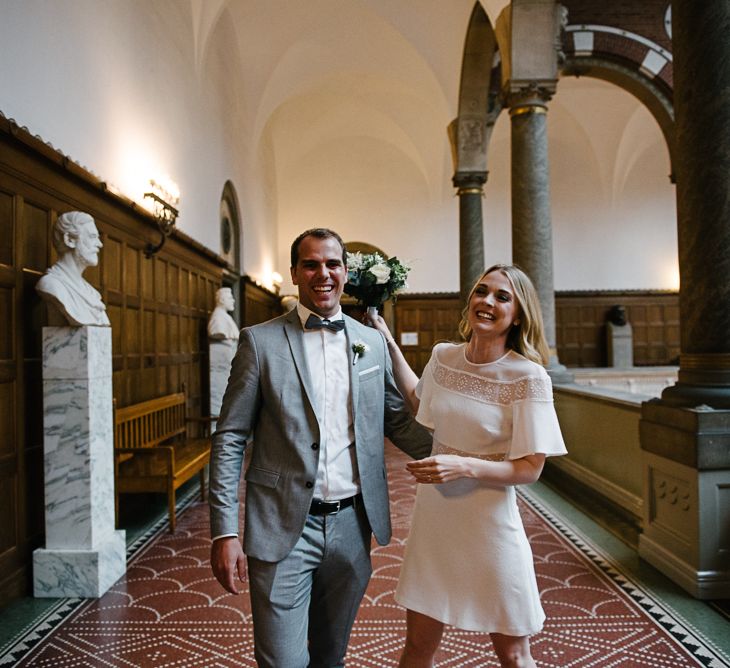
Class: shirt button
311,443,319,450
306,481,314,488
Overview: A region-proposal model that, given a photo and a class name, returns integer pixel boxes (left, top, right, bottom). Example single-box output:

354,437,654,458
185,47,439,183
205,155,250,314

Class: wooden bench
114,392,212,532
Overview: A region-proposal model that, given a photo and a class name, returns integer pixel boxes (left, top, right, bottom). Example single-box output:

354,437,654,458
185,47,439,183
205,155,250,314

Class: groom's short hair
290,228,346,267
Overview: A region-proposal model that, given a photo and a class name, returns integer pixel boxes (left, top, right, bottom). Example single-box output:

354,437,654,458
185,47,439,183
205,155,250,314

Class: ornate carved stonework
653,472,692,514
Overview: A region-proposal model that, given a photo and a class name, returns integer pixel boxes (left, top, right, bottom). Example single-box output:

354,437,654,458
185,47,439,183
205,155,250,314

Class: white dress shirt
297,303,359,501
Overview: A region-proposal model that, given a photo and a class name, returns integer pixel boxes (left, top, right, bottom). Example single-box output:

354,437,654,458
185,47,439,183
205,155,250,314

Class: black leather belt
309,494,360,516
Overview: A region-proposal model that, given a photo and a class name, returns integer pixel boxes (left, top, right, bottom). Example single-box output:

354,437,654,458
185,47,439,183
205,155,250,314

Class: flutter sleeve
508,368,567,460
414,346,439,431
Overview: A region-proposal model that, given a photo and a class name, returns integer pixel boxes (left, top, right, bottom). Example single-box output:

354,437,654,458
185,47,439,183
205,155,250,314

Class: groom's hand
211,536,247,594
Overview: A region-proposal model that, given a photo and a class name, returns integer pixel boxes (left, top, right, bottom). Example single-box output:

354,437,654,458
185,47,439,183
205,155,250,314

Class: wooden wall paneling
664,302,680,362
167,263,178,307
108,303,123,352
555,292,680,367
0,255,20,602
103,236,122,293
394,291,680,373
583,305,602,366
392,294,461,377
240,276,282,327
156,308,167,397
142,254,154,300
180,268,190,307
19,201,49,274
0,189,13,265
154,258,167,304
556,303,581,366
124,245,139,297
0,174,44,604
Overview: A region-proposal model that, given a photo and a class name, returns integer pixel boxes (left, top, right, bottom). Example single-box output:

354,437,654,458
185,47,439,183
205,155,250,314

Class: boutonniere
351,340,369,365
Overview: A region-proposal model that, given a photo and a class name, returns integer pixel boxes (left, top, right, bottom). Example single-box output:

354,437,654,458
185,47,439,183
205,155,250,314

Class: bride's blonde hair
458,264,550,365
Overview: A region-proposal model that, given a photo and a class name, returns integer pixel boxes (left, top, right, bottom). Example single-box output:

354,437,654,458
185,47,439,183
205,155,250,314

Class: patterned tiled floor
5,445,730,667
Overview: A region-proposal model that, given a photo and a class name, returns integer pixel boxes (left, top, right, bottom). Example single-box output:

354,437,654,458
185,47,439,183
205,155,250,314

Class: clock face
664,5,672,40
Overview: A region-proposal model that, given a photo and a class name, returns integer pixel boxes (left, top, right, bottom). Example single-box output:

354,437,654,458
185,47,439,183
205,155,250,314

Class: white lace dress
394,343,567,635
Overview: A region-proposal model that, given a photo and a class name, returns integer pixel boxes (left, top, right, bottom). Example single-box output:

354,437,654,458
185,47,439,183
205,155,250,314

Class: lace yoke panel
431,360,552,406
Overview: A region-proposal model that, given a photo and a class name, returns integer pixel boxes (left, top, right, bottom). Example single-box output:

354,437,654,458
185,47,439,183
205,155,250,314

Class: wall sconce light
271,271,283,294
143,178,180,258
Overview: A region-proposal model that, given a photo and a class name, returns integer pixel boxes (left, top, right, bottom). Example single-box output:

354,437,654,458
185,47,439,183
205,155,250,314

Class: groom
209,228,432,667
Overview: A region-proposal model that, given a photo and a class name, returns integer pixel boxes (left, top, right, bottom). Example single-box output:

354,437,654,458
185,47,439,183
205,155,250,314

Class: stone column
209,339,237,431
661,0,730,409
509,89,571,382
33,326,126,598
453,171,487,305
638,0,730,599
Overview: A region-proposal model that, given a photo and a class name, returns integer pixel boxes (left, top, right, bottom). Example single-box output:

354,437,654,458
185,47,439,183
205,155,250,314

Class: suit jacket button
306,481,314,488
311,443,319,450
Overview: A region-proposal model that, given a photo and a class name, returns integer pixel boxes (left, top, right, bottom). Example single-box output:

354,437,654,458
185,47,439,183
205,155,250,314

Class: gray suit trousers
247,502,372,668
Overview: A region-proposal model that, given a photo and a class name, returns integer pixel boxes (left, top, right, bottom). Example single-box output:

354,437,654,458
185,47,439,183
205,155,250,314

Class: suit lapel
283,309,318,415
344,315,359,418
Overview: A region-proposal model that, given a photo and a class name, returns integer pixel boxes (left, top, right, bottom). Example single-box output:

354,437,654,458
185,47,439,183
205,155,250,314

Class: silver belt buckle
327,499,341,515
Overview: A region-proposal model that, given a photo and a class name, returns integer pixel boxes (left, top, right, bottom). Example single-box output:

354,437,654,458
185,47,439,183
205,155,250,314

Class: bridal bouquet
344,251,410,308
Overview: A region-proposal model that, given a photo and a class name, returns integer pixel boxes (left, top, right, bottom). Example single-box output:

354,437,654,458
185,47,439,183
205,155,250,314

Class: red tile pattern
11,445,727,667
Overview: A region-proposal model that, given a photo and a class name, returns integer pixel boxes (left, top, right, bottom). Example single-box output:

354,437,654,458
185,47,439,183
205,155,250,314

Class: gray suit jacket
208,309,432,562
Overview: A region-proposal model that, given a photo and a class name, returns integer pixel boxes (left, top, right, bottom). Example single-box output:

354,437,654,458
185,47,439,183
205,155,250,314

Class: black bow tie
305,314,345,332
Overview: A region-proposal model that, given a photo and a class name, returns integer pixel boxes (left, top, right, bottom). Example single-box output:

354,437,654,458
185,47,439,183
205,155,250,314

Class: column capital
506,82,555,114
452,171,487,194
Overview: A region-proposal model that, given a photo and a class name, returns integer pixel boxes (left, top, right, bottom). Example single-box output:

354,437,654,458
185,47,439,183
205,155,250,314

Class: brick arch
561,23,675,180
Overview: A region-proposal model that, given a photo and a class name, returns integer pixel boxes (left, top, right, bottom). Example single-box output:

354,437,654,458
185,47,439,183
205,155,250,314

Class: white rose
369,263,391,284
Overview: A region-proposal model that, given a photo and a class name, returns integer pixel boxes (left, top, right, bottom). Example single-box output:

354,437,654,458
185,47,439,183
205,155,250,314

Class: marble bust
208,287,239,340
36,211,110,327
280,295,298,313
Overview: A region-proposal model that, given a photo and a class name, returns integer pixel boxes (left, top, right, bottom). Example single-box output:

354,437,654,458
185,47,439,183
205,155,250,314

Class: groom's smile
291,235,346,318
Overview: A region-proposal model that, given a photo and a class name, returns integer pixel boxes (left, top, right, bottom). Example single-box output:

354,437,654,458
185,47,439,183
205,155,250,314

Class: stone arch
449,2,500,177
561,25,675,180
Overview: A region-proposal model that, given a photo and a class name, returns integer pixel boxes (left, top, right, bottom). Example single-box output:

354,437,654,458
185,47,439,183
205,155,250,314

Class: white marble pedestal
33,326,126,598
209,339,237,430
607,322,633,368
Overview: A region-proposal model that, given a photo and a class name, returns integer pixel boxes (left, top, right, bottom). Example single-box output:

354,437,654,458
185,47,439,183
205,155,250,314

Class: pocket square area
358,364,380,376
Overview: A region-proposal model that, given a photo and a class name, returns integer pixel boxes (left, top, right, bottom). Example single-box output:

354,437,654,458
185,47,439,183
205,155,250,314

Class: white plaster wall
0,0,269,278
550,78,677,290
243,0,466,296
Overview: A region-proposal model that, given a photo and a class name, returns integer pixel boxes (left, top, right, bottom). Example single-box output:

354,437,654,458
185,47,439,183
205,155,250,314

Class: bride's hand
406,455,470,483
364,311,393,341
